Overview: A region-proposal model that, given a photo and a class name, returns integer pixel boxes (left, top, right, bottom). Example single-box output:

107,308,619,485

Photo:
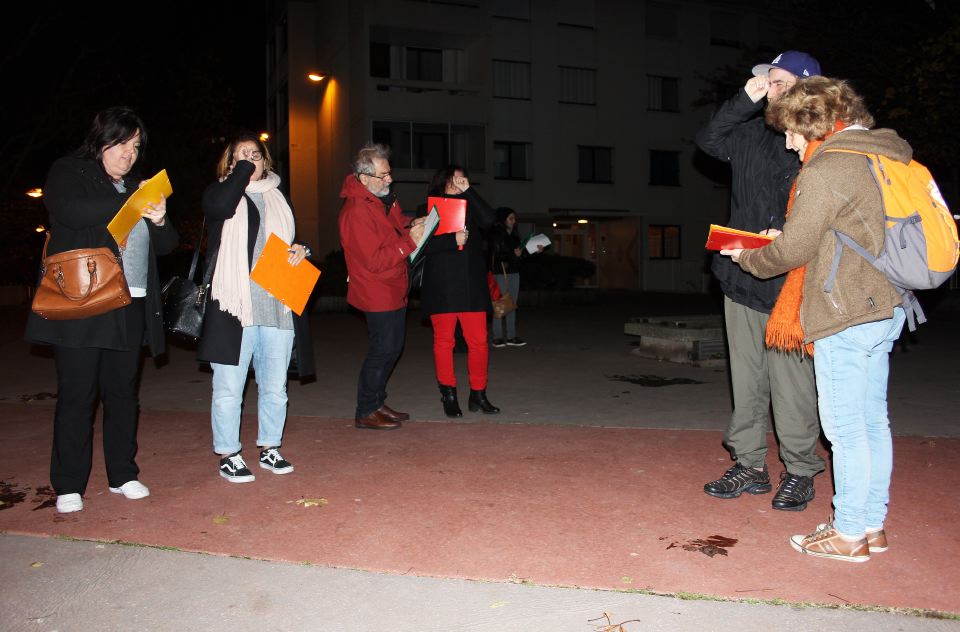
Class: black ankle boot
468,389,500,414
438,384,462,418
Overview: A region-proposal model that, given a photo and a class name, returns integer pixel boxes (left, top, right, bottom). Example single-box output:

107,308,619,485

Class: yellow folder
249,233,321,316
108,169,173,244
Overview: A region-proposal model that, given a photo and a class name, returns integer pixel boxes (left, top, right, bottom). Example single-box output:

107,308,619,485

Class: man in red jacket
339,143,425,429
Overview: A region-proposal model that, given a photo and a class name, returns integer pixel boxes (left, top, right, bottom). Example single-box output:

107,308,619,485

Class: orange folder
108,169,173,244
428,196,467,235
249,233,321,316
705,224,775,251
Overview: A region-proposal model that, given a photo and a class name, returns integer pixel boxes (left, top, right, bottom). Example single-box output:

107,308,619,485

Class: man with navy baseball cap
695,50,825,513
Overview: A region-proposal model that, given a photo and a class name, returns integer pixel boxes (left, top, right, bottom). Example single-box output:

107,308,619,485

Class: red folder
705,224,775,251
428,196,467,235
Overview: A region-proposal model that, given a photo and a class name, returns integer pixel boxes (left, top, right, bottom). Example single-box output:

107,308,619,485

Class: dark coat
491,225,524,274
418,187,496,316
196,161,315,378
695,89,800,313
24,155,179,354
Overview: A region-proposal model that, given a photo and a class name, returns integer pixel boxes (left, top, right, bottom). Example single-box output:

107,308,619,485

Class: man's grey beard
374,186,390,198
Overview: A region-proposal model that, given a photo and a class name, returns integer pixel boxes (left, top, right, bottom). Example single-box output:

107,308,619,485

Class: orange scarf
764,121,846,356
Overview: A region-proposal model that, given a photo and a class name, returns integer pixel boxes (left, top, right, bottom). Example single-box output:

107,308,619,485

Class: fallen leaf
621,576,632,583
294,498,328,508
30,561,43,568
489,601,507,609
213,513,229,525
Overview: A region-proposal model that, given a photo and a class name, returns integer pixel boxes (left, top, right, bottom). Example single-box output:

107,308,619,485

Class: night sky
3,2,268,213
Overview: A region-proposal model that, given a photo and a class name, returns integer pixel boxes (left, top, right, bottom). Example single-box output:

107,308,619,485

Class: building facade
265,0,776,292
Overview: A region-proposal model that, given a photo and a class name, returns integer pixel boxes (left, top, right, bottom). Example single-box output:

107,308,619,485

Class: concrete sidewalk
1,292,958,631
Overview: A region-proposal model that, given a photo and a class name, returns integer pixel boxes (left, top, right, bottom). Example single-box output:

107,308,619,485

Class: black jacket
695,89,800,313
417,187,496,316
491,226,524,274
196,161,315,378
24,156,179,354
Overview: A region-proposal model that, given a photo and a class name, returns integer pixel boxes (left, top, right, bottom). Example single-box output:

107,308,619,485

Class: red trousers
430,312,488,390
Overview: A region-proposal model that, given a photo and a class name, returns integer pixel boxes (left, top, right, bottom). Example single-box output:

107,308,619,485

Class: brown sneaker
789,523,870,563
866,528,888,553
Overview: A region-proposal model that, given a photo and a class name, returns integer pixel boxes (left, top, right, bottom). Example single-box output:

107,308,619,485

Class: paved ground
1,291,958,631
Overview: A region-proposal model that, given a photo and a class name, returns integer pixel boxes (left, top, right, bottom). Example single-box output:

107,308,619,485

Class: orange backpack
824,150,959,329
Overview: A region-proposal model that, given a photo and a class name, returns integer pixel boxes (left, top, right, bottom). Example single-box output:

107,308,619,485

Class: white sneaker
108,480,150,499
56,493,83,513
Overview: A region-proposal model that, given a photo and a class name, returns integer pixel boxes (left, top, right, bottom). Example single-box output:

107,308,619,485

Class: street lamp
26,188,42,198
307,72,327,83
259,132,270,142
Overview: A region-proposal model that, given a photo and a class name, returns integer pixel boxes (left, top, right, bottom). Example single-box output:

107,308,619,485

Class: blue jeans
211,326,295,454
813,308,905,537
492,272,519,339
357,308,407,418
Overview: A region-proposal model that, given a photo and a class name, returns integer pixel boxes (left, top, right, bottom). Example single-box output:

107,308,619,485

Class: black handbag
162,220,215,340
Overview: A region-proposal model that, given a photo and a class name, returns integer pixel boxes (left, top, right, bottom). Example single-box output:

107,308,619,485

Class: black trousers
356,307,407,419
51,299,145,495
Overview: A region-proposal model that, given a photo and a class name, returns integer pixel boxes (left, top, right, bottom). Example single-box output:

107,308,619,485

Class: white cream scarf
211,171,295,326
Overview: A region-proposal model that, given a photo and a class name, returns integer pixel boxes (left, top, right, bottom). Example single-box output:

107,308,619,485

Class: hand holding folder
249,234,321,315
705,224,775,251
108,170,172,244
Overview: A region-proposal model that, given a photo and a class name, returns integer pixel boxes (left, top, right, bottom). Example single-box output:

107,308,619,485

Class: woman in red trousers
418,165,499,417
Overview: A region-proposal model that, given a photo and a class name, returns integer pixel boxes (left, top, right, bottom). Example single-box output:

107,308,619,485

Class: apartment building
265,0,775,291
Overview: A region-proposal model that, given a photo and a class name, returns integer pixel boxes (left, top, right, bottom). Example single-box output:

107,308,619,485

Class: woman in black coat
25,107,179,513
197,133,314,483
419,165,499,417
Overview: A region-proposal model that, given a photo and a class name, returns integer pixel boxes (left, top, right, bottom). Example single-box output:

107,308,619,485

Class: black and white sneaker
219,452,255,483
259,448,294,474
491,339,506,348
506,337,527,347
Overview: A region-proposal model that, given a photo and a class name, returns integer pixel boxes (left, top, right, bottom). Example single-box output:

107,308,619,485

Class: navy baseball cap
752,50,821,78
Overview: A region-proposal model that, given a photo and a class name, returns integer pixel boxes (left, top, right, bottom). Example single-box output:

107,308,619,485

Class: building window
647,75,679,112
649,150,680,186
372,121,485,173
578,146,612,183
648,225,681,259
646,2,678,39
559,66,596,105
493,60,532,100
494,141,532,179
710,12,741,48
370,42,390,78
406,47,443,82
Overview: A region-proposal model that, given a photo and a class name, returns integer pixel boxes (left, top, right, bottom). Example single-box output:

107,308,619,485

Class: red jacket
338,174,417,312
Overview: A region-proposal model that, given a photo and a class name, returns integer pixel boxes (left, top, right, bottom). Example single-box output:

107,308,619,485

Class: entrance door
553,222,598,288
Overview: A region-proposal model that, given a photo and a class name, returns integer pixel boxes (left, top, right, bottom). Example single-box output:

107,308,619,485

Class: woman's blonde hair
216,133,273,179
766,76,875,140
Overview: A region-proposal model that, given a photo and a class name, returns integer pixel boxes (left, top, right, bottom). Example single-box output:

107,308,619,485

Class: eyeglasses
367,171,392,180
769,80,795,89
239,150,263,161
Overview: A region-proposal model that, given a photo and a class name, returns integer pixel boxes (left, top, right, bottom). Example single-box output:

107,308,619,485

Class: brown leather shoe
866,528,888,553
377,405,410,422
789,523,870,563
354,410,401,430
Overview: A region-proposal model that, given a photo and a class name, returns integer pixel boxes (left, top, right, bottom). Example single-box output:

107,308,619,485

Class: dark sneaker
789,522,870,563
259,448,294,474
506,337,527,347
491,339,506,348
704,463,772,498
219,452,255,483
772,471,815,511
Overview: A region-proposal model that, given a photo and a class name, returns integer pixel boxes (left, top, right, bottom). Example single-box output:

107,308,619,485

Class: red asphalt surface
1,403,957,615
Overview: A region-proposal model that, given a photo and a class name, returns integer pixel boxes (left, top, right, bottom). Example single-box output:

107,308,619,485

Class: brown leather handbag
31,233,131,320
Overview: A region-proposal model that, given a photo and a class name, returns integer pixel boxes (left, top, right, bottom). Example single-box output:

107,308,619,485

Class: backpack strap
825,230,924,332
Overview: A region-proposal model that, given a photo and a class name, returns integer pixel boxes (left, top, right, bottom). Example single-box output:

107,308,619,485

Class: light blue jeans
211,326,295,455
813,307,905,537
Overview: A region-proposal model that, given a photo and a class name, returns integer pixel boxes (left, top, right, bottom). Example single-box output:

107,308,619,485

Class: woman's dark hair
76,106,147,161
428,164,467,196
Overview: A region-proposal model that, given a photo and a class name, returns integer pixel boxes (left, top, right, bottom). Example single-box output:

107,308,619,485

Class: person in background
695,51,825,511
25,106,178,513
489,207,539,348
420,165,500,417
338,143,426,429
198,132,315,483
723,76,906,562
